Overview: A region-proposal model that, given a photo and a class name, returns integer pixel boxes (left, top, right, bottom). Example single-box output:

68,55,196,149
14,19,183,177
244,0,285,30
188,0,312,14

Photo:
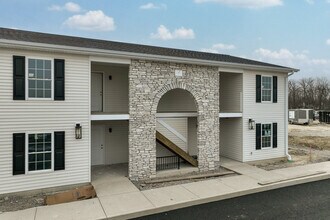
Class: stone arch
152,81,201,115
152,81,202,172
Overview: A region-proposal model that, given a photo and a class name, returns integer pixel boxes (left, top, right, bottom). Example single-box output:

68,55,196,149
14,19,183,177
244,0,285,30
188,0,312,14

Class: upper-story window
27,58,52,99
261,76,272,102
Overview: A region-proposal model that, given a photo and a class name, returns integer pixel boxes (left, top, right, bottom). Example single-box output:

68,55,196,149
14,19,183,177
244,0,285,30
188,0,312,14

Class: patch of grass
289,135,330,151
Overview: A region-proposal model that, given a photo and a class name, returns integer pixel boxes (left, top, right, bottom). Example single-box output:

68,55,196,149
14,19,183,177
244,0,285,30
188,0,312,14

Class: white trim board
90,114,129,121
156,113,198,118
219,113,243,118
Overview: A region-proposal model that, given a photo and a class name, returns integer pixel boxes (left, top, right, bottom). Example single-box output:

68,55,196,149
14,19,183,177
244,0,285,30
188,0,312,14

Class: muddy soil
254,122,330,171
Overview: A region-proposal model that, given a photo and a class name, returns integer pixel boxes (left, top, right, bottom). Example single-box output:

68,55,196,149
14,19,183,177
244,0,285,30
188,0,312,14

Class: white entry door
91,72,103,112
91,125,105,166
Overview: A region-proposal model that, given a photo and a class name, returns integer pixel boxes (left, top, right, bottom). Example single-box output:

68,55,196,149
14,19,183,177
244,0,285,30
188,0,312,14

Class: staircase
156,131,198,167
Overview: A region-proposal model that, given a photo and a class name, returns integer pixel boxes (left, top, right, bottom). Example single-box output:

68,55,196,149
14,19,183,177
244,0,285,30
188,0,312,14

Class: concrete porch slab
94,179,139,197
92,164,140,197
142,185,198,207
35,198,105,220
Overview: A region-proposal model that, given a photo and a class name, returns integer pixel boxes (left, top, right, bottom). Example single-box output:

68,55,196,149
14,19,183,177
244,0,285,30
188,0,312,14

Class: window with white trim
261,76,272,102
27,58,52,98
28,133,52,171
261,124,272,148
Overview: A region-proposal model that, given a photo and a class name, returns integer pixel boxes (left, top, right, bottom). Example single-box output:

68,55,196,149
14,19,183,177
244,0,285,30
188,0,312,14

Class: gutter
0,39,299,73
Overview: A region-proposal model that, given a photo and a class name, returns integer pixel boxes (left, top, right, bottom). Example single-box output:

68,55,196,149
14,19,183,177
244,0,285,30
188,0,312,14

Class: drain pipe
285,70,298,161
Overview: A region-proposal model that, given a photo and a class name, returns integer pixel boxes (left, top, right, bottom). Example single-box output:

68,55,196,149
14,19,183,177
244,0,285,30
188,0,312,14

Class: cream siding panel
156,118,187,156
219,72,242,113
220,118,243,161
91,63,129,113
157,89,197,112
242,71,286,162
0,48,90,194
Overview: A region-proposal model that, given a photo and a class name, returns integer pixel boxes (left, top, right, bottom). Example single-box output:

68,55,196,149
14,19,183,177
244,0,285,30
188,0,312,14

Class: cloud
48,2,81,13
326,39,330,45
194,0,283,9
63,10,115,31
305,0,314,4
201,43,236,53
255,48,304,60
139,3,167,10
254,48,330,78
150,25,195,40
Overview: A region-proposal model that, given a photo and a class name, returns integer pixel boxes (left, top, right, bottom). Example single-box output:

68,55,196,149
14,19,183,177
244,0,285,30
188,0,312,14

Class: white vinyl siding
219,72,243,113
242,71,286,162
0,48,90,194
220,118,243,161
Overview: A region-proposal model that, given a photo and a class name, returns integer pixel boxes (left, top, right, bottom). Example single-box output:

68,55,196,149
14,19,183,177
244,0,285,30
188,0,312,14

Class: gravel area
0,193,45,212
132,166,237,191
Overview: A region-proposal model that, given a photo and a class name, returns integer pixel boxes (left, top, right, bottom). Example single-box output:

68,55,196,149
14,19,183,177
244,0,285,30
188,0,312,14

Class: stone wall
128,59,219,180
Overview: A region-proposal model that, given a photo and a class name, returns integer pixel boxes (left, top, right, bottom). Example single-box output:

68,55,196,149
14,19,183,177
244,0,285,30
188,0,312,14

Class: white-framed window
27,58,53,99
27,133,53,172
261,124,272,148
261,76,272,102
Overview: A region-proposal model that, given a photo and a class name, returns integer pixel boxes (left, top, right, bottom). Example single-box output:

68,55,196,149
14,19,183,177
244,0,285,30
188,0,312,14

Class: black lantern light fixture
248,118,256,130
75,123,82,139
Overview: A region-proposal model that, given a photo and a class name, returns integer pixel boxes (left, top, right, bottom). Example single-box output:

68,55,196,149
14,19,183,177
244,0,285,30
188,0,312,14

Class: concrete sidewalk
1,159,329,220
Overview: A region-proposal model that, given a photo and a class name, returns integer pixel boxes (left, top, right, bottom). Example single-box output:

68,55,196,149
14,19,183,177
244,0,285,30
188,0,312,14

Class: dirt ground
0,193,45,213
254,121,330,171
0,185,91,213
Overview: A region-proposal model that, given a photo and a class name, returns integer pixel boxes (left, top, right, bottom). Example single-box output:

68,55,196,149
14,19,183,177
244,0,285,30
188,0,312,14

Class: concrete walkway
1,159,329,220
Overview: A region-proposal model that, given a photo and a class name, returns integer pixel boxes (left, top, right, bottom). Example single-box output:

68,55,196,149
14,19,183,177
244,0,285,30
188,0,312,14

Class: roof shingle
0,28,294,70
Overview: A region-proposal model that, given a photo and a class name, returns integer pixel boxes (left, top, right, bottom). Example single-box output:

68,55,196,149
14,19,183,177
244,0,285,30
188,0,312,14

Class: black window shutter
54,59,65,100
13,133,25,175
273,76,278,103
273,123,278,148
256,123,261,150
256,75,261,103
13,56,25,100
54,131,65,170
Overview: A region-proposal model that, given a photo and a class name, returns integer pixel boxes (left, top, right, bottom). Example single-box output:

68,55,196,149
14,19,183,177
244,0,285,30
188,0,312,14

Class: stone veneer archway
128,60,220,180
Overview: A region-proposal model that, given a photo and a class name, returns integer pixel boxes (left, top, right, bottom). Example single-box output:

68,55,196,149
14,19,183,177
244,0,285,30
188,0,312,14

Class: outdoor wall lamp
248,118,256,130
75,123,82,139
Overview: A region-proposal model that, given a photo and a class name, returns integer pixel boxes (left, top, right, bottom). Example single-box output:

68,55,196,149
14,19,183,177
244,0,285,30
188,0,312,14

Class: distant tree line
289,77,330,110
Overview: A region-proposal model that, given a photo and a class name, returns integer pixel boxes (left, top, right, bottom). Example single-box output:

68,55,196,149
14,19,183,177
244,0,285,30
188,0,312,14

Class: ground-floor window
28,133,52,171
261,124,272,148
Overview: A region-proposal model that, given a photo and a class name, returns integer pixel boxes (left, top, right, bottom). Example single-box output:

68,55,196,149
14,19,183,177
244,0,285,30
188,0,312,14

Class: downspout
285,71,297,161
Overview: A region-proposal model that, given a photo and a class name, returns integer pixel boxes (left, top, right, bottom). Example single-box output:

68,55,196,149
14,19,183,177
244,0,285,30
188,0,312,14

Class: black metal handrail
156,155,181,171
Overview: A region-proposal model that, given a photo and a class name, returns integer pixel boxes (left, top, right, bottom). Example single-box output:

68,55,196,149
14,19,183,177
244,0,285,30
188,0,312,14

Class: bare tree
288,77,330,110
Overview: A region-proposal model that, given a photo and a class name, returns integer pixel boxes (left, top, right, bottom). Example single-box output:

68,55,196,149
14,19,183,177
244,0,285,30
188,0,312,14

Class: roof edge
0,39,299,73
